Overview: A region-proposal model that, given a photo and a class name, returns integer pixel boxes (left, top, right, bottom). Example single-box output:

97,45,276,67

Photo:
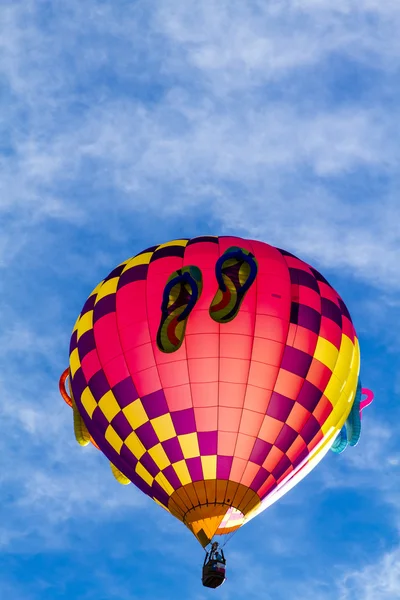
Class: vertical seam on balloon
239,244,291,514
216,235,222,513
181,241,203,511
225,238,257,509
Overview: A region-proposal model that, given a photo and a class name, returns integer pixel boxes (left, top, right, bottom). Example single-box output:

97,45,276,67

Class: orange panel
263,446,285,471
292,326,318,355
247,361,279,390
191,382,219,407
229,457,247,483
219,382,247,408
258,415,284,444
307,359,332,392
286,435,307,463
218,406,243,433
234,433,256,460
243,385,272,414
286,403,312,433
274,369,304,400
251,338,284,366
194,406,218,431
254,314,289,342
218,431,237,455
238,410,264,436
240,461,260,487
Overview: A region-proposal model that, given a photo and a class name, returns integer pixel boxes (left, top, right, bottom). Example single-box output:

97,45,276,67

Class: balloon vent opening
167,481,260,546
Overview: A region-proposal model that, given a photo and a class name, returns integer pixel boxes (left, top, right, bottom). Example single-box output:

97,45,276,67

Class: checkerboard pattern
68,236,360,541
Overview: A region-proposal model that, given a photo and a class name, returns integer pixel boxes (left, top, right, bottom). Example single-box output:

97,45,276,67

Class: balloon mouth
168,481,260,547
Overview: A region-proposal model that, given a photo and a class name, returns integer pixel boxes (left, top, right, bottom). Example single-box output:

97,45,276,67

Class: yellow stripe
95,278,119,302
77,311,93,341
201,455,217,480
105,425,123,453
135,462,153,486
124,431,146,459
173,460,192,486
122,252,153,272
151,414,176,442
80,387,97,418
70,348,81,378
156,239,188,249
98,390,121,422
149,444,170,471
314,337,339,372
155,472,175,496
123,399,148,429
178,433,200,459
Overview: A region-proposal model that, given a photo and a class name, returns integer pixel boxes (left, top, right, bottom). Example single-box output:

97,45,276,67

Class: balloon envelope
68,236,360,546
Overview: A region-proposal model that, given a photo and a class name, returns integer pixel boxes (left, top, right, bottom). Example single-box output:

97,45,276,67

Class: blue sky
1,1,400,598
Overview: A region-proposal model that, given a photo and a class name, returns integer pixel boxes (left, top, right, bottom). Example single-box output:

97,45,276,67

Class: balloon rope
59,368,73,406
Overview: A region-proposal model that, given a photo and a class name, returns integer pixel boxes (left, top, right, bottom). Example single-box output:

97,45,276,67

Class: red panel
81,349,102,382
164,385,193,411
93,313,122,366
219,333,253,360
133,366,162,397
190,268,219,312
188,357,219,383
124,342,155,374
103,354,131,388
319,317,342,349
191,382,218,407
319,281,340,305
219,358,250,385
185,309,219,334
119,321,151,351
297,286,321,312
157,360,190,388
185,333,219,359
254,315,289,342
116,281,147,328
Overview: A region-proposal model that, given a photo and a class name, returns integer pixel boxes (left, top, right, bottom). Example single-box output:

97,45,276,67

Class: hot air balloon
59,236,373,588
